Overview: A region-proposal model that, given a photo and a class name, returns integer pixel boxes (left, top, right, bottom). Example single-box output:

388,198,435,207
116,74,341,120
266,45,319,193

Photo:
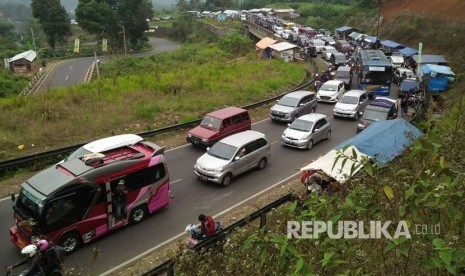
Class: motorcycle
185,221,223,248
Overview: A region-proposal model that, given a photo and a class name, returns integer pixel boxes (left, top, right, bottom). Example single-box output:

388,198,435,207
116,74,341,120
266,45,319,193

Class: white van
309,39,326,53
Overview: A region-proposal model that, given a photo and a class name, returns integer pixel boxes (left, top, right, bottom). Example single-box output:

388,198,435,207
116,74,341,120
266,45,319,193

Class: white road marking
170,179,182,185
65,75,69,81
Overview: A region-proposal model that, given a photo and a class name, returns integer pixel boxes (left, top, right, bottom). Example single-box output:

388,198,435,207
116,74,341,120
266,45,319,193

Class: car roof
343,90,366,96
283,90,315,99
297,113,327,122
208,106,247,119
323,80,343,85
369,97,396,108
82,134,144,152
336,66,351,72
397,67,414,73
219,130,266,147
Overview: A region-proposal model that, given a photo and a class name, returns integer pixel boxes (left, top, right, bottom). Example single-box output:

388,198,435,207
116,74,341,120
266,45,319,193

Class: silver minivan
333,90,369,120
194,130,271,186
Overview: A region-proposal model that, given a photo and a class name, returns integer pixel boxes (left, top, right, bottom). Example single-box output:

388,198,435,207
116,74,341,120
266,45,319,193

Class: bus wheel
59,232,81,255
129,205,147,224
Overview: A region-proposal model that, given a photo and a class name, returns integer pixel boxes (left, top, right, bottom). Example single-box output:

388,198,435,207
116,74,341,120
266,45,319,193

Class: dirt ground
382,0,465,21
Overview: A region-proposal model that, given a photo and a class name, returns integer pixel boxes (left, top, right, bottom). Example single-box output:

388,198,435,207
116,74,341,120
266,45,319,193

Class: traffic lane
39,58,94,91
1,104,355,273
66,103,354,273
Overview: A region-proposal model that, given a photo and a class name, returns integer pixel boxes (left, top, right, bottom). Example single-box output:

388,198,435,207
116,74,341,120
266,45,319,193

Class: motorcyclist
6,243,41,276
37,239,65,276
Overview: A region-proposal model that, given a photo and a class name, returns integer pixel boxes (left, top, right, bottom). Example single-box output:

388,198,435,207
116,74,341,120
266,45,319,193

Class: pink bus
10,140,171,254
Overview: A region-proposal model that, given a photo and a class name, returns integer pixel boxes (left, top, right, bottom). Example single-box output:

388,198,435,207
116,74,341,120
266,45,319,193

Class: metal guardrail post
259,212,266,230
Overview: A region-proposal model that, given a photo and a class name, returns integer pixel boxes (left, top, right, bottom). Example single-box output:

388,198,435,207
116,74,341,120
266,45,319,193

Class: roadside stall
255,37,277,59
418,64,455,94
268,42,298,62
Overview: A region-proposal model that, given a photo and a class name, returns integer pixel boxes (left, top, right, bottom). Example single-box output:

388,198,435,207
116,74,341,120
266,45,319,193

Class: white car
316,80,346,103
63,134,144,162
321,46,338,61
281,113,331,150
274,26,284,36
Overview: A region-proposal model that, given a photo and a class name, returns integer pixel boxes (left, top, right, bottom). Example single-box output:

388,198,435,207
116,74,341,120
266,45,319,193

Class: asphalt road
36,37,180,91
1,54,400,274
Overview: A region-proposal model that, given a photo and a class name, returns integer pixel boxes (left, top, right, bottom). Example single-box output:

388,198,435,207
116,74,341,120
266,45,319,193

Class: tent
363,35,377,44
255,37,277,49
300,146,368,184
419,64,455,93
336,119,423,164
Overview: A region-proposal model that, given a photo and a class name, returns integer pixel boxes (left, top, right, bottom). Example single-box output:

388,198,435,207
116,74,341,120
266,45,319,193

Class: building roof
348,32,360,39
335,26,353,32
255,37,277,49
268,42,297,52
9,50,37,63
399,47,418,56
380,40,405,49
412,54,447,64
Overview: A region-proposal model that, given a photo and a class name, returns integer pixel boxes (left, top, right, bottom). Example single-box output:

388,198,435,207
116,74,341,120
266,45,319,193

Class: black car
357,97,398,133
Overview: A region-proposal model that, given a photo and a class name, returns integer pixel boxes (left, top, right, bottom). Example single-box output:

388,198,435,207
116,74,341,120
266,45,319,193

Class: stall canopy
399,47,418,56
420,64,455,93
348,31,360,39
412,55,447,65
380,40,405,49
300,146,367,184
336,119,423,164
255,37,277,49
363,35,377,43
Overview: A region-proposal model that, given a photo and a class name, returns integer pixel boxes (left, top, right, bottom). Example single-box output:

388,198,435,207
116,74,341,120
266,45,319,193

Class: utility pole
376,1,381,38
122,25,127,55
31,27,37,52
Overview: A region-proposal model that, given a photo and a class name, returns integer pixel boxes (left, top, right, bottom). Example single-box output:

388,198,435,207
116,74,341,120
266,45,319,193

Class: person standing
113,179,128,220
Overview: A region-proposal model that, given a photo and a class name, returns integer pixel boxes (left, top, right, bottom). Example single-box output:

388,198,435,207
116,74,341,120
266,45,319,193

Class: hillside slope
382,0,465,21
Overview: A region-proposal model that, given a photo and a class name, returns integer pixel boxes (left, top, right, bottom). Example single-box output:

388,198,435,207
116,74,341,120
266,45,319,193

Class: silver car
194,130,271,186
269,91,317,123
333,90,369,120
281,113,331,150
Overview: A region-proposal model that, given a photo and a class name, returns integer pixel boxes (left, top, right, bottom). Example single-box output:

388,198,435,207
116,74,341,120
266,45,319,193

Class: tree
76,0,153,52
31,0,71,50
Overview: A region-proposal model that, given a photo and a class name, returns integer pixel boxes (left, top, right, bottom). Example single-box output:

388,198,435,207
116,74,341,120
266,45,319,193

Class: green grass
0,44,305,160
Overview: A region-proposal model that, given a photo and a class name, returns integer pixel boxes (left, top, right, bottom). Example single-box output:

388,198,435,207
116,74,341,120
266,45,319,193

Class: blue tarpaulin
399,47,418,56
380,40,405,49
428,78,449,93
421,64,455,93
336,119,423,164
421,64,454,75
400,79,420,94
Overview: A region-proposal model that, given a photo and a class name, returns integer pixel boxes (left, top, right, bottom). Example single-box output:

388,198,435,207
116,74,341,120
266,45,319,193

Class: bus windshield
16,188,43,219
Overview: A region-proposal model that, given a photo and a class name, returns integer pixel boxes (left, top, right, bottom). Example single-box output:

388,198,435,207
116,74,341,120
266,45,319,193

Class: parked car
322,36,336,46
335,39,351,52
281,113,331,150
282,29,298,42
309,38,326,53
63,134,144,162
333,90,369,120
389,55,404,69
356,97,398,133
393,67,416,85
334,66,353,88
316,80,346,103
187,107,251,147
330,52,348,69
194,130,270,186
270,91,317,122
399,78,420,96
297,35,311,47
321,46,338,61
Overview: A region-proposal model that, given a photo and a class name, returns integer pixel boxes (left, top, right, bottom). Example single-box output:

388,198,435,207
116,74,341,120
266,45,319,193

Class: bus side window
125,164,166,190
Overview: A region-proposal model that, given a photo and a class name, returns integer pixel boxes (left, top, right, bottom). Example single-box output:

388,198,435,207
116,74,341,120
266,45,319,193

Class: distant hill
382,0,465,21
0,0,177,11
